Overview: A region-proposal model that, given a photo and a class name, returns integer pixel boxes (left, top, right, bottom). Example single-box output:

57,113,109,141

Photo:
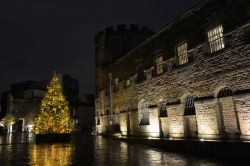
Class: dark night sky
0,0,200,97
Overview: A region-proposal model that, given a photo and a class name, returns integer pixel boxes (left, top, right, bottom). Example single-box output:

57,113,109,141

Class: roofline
109,0,210,68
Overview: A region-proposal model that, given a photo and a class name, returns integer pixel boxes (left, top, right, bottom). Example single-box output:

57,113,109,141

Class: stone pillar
120,112,128,136
128,111,138,136
99,115,110,135
146,107,160,137
159,117,169,137
218,96,240,139
129,107,160,137
184,115,198,138
195,99,222,140
167,104,185,139
234,93,250,140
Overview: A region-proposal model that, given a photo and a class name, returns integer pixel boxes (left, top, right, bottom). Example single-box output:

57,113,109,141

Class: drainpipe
109,73,113,125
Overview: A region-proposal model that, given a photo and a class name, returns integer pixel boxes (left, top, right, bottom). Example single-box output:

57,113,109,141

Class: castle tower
95,24,154,93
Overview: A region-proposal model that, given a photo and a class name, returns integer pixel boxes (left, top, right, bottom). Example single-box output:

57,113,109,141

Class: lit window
155,55,164,75
207,25,225,53
177,43,188,65
125,79,131,87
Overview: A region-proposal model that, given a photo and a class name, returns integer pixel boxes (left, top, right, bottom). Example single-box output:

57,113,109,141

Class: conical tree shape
34,73,74,134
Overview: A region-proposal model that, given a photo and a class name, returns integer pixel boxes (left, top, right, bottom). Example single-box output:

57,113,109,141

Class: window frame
124,79,131,88
154,54,164,75
176,42,188,65
206,24,225,54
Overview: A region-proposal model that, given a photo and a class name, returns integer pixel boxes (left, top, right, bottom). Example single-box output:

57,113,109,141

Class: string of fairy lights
34,73,74,134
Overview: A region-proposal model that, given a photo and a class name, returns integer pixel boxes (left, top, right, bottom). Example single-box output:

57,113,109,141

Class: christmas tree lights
34,73,73,134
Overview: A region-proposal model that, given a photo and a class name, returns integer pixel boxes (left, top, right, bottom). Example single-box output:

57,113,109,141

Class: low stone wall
120,112,128,135
96,115,110,135
184,115,198,138
128,108,160,137
167,104,185,138
195,99,222,139
159,117,169,137
97,93,250,141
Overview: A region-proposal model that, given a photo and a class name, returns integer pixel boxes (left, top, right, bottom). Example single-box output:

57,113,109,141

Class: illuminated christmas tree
34,73,74,134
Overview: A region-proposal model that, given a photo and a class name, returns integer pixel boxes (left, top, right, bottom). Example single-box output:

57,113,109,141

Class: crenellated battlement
95,24,153,44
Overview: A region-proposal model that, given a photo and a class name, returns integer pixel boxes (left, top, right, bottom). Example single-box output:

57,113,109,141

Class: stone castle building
95,0,250,140
0,73,79,133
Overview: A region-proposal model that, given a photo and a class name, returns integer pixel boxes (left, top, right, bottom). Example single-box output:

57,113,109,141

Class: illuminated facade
95,0,250,140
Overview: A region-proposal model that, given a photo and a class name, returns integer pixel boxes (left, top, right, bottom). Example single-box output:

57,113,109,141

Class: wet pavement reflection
30,144,74,166
0,133,240,166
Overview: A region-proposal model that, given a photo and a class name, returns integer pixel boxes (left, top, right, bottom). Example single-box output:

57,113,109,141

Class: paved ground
0,133,241,166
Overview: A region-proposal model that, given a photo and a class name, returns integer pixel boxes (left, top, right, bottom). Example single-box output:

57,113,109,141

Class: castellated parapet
95,24,153,92
95,0,250,140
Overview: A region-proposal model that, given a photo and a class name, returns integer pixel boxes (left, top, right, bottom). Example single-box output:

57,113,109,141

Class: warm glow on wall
120,113,128,135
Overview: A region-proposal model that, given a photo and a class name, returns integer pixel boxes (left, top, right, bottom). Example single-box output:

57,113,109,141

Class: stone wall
195,99,221,139
184,115,198,138
96,115,110,135
234,93,250,140
95,0,250,140
122,108,160,137
218,96,240,138
120,112,128,135
159,117,169,137
167,105,185,138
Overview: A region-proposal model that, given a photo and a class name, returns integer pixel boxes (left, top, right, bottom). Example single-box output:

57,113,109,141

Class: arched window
184,96,196,116
217,87,233,98
138,99,149,125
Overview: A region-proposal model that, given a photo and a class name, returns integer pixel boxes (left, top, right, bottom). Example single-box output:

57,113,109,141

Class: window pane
207,25,224,53
125,79,130,87
177,43,188,65
155,55,164,75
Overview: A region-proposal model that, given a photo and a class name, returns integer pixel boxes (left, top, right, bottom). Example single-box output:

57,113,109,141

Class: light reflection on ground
29,144,74,166
0,133,240,166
